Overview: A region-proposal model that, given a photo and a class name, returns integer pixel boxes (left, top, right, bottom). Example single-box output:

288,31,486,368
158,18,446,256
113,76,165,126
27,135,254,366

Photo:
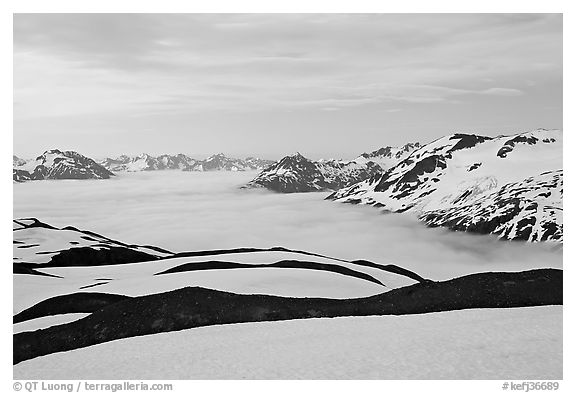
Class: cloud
13,14,562,157
14,14,560,115
13,172,562,281
481,87,525,96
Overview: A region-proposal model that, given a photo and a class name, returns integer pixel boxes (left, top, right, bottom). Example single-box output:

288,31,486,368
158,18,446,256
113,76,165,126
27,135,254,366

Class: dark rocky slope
14,268,562,364
13,293,131,324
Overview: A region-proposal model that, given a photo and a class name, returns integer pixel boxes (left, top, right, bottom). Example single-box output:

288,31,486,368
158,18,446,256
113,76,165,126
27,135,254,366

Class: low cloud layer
13,172,562,280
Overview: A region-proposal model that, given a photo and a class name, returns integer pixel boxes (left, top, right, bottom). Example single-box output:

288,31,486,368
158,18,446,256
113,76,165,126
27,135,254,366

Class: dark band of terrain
155,259,387,286
14,268,562,364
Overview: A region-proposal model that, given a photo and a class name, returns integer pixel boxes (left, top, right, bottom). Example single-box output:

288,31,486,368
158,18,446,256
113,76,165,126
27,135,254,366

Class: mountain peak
37,149,64,160
289,152,307,159
280,152,310,163
205,153,226,161
43,149,64,154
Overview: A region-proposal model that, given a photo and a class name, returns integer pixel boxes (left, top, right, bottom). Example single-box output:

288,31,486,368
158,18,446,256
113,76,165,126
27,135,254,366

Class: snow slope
13,218,172,265
14,306,562,379
329,129,562,241
13,218,423,313
354,142,422,167
13,313,90,334
420,170,562,241
13,248,420,314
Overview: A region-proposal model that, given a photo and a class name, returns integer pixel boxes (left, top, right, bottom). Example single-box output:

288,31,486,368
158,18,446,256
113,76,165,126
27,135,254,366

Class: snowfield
14,248,418,314
13,313,90,334
13,218,172,264
14,306,562,380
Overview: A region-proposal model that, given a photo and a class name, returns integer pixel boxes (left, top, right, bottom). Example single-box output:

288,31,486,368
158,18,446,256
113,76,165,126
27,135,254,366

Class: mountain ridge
244,142,421,193
327,129,562,241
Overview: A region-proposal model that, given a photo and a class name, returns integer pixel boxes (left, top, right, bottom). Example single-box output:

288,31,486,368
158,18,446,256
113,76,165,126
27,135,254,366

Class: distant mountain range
13,151,276,182
12,130,563,242
327,129,562,241
98,153,275,172
244,143,421,193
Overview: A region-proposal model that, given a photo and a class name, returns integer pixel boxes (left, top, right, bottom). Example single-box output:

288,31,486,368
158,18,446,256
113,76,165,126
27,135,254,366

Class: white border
3,1,572,391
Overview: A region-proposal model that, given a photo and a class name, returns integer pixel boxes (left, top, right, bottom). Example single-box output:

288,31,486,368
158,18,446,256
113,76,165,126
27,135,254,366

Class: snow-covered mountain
13,149,114,182
99,153,275,172
328,129,563,241
245,143,420,193
13,155,27,167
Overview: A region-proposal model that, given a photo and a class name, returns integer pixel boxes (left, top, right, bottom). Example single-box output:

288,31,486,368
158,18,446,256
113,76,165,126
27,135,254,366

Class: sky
13,13,562,160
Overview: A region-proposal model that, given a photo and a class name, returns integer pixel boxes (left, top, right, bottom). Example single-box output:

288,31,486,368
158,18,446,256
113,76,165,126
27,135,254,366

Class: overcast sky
13,13,562,160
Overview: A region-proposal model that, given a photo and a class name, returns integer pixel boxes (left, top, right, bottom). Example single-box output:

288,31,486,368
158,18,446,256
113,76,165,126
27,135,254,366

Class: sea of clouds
13,171,562,280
